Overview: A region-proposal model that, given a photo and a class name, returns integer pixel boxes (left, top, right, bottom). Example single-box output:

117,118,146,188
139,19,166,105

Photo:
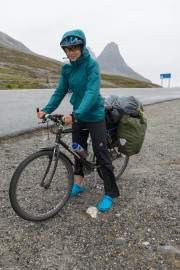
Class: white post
168,78,170,88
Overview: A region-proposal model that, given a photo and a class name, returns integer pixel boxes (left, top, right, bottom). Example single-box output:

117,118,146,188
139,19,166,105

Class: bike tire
110,148,129,180
9,150,74,222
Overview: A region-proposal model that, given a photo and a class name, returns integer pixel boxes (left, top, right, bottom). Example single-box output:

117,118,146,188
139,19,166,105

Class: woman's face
65,45,82,62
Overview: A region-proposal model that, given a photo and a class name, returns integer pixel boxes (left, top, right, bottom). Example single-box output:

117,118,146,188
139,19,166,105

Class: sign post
160,73,171,87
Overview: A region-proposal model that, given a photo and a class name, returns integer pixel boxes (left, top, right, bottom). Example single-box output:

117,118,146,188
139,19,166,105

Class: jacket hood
60,29,87,54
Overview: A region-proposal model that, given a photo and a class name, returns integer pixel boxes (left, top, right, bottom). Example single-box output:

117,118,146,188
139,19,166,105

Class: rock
142,241,150,246
157,245,180,269
86,206,98,218
157,245,180,256
115,236,126,245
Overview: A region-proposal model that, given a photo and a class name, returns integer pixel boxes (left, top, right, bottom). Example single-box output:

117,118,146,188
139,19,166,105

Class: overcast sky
1,0,180,87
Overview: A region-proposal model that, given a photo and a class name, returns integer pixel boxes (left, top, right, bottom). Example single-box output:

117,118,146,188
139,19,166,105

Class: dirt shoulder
0,99,180,270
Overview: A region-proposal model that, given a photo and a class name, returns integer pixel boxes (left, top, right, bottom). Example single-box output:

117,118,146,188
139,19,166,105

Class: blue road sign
160,73,171,79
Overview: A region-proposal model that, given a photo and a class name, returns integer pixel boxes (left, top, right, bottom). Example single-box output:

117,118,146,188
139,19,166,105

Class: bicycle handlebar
36,108,78,124
36,107,65,124
36,105,114,124
46,114,65,123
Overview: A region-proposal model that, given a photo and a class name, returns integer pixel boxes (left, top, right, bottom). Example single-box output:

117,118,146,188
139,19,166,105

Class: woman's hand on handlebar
37,111,46,119
36,107,73,124
63,115,72,124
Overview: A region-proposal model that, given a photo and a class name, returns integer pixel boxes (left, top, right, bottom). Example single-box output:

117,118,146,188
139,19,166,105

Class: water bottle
72,143,88,158
86,137,94,162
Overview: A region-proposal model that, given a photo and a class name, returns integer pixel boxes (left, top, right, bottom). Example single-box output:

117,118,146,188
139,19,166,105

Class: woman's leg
74,175,83,186
72,120,89,186
87,120,120,198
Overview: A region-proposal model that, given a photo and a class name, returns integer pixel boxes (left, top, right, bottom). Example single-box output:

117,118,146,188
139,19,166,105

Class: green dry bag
117,115,147,156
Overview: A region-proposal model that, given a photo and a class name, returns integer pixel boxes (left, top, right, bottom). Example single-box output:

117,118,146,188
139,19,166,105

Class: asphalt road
0,87,180,138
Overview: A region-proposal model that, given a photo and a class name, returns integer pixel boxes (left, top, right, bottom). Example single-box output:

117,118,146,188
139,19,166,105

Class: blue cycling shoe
71,183,86,197
97,195,113,212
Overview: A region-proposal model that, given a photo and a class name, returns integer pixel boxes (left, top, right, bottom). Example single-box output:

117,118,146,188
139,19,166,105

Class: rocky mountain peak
97,42,150,82
101,41,120,55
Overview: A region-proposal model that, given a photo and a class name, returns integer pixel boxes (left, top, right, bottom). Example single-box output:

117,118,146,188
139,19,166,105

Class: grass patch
101,74,160,88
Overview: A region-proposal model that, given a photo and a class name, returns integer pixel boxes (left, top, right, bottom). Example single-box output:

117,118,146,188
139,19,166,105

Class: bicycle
9,106,129,222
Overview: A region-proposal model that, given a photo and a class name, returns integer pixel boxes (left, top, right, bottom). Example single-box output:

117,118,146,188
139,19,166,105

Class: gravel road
0,99,180,270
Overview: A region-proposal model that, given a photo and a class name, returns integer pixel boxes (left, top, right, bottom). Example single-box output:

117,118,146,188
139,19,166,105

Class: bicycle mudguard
38,148,74,166
39,147,54,151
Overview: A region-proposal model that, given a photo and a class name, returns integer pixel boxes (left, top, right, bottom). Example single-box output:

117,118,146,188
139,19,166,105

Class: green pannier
103,95,147,156
117,115,147,156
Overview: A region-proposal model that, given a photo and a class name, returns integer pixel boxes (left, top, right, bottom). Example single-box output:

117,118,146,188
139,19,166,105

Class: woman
37,29,120,212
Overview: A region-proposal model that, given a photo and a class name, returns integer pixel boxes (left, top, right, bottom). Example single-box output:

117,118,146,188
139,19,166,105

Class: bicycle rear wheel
107,129,129,180
9,150,74,222
109,147,129,180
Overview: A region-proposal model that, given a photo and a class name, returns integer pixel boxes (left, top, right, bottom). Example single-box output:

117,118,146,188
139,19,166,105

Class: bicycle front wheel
9,150,74,222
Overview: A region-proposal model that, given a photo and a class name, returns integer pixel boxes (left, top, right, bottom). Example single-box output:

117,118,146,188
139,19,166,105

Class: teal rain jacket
42,29,105,122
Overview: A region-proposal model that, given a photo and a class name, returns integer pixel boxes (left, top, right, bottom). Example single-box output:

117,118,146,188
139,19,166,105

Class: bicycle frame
56,125,96,169
41,122,98,186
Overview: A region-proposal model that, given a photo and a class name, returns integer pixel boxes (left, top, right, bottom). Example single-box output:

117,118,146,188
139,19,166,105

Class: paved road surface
0,87,180,138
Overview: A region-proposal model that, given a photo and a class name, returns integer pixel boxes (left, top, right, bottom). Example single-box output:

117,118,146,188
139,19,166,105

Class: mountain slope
0,31,160,89
0,44,160,89
0,45,62,89
0,31,34,54
97,42,150,82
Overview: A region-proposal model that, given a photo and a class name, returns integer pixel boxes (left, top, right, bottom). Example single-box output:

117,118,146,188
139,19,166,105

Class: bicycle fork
40,146,59,189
